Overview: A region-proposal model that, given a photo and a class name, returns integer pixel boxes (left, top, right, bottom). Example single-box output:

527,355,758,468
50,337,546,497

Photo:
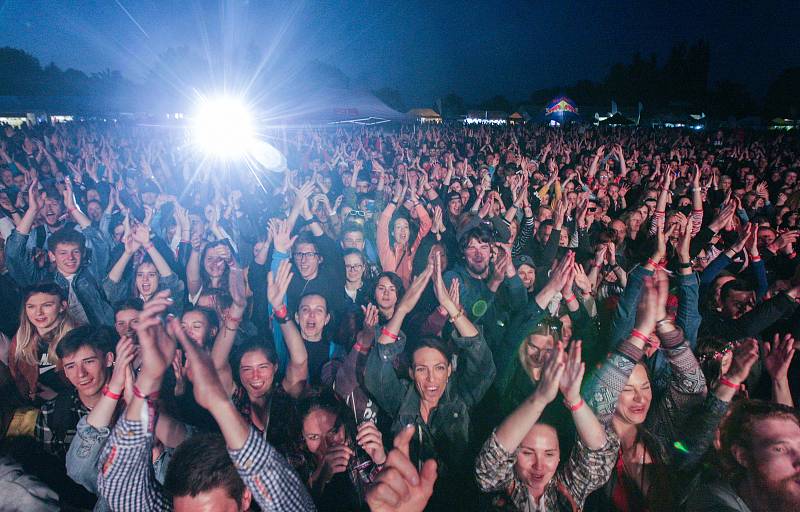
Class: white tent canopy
276,87,408,125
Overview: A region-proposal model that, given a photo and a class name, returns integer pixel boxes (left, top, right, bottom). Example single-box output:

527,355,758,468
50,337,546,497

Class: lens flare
192,95,255,159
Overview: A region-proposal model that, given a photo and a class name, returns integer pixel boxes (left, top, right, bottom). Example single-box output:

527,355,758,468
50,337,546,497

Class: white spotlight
192,96,255,159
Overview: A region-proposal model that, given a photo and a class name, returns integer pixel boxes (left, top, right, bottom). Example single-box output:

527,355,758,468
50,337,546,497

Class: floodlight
192,96,255,159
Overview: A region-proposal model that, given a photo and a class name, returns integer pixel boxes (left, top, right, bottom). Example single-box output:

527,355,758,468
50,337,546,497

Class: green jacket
364,326,495,475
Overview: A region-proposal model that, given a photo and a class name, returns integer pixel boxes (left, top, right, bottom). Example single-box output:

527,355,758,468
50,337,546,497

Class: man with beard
444,223,527,327
687,400,800,512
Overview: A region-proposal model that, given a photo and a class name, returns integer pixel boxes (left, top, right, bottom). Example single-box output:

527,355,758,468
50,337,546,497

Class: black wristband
678,261,692,269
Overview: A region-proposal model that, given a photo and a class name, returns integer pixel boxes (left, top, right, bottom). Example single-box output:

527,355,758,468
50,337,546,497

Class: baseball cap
513,255,536,270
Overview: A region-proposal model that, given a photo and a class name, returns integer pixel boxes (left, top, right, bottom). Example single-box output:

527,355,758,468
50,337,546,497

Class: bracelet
750,255,761,262
563,294,576,304
678,261,693,269
630,329,651,344
143,241,154,251
132,385,159,401
68,207,77,214
353,342,370,354
719,376,740,390
102,386,122,401
380,327,399,341
563,398,584,412
273,304,288,320
448,307,465,324
646,258,662,268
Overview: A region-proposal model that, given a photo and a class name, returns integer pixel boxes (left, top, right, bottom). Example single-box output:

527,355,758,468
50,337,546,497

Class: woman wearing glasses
342,249,371,309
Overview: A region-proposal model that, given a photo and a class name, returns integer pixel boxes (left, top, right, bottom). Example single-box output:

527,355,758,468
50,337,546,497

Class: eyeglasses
348,210,366,217
345,264,364,271
293,252,319,261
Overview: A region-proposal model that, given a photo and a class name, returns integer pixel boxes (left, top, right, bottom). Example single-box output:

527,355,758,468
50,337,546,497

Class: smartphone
364,200,376,212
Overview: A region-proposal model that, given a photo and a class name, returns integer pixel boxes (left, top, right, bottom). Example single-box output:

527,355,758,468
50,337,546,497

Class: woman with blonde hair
8,283,76,402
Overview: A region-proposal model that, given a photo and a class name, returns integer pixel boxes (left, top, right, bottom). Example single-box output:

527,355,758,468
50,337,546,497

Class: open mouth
248,380,265,390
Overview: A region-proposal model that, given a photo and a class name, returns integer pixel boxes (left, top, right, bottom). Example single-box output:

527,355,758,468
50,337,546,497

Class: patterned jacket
476,428,620,511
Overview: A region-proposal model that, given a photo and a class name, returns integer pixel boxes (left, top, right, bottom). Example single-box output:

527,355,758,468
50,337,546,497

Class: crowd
0,119,799,512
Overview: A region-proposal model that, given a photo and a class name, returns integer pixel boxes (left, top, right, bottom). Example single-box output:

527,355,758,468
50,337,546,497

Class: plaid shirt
35,390,89,460
98,416,316,511
475,428,620,511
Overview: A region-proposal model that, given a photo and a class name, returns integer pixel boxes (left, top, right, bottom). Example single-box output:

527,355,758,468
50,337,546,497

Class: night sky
1,0,798,105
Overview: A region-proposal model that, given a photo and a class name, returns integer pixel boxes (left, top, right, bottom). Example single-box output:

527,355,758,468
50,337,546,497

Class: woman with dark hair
209,259,308,441
476,341,620,511
186,238,235,305
103,223,184,312
365,255,495,507
376,180,431,288
371,271,405,324
289,391,386,511
583,275,755,511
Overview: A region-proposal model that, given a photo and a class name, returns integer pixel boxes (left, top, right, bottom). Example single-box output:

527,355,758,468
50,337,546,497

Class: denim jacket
66,416,185,512
6,229,114,326
66,416,112,512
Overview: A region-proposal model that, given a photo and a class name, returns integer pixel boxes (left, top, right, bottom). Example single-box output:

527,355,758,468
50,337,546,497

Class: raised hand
319,444,354,484
397,264,433,315
547,251,575,292
108,335,138,395
267,259,293,309
559,341,585,404
131,223,151,247
365,426,437,512
533,341,566,403
361,303,379,331
432,252,457,315
356,421,386,465
172,350,186,397
169,314,228,411
677,217,693,263
762,333,796,383
653,222,676,264
573,263,592,294
723,338,759,386
134,291,177,393
272,219,297,254
634,277,659,338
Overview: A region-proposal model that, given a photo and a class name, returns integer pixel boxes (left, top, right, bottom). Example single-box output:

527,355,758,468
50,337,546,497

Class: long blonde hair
14,284,76,367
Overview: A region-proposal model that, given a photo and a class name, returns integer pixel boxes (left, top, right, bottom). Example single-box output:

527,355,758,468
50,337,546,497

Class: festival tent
275,87,409,125
407,108,442,123
544,96,579,123
770,118,797,131
599,112,635,126
508,112,524,124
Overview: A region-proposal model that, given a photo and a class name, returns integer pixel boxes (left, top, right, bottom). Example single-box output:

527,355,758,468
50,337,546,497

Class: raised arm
268,259,308,398
585,277,659,424
173,313,316,511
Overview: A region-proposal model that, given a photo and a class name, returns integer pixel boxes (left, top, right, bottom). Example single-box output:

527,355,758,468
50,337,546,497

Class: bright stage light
191,96,255,159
